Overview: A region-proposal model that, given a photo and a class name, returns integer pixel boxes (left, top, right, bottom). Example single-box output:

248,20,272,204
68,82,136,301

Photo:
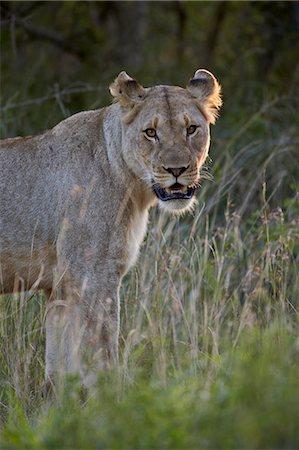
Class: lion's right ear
187,69,222,124
109,71,146,108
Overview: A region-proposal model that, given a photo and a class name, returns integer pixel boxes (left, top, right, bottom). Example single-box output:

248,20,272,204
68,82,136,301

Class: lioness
0,70,222,385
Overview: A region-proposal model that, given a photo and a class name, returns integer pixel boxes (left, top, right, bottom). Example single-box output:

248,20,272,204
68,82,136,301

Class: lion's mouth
152,182,196,201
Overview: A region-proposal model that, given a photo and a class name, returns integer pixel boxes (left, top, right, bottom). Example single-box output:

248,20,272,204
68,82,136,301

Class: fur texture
0,69,222,385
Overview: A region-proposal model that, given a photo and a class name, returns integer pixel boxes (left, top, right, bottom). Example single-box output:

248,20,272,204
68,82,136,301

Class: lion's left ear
187,69,222,124
109,71,146,108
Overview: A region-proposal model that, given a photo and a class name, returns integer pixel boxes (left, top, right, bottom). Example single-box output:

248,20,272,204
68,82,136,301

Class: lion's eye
144,128,157,139
187,125,198,136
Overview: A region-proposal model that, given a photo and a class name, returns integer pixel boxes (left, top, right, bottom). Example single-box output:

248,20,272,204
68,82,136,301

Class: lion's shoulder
52,109,104,136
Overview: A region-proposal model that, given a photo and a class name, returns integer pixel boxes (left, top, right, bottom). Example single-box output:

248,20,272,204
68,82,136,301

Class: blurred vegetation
1,1,299,449
2,325,299,449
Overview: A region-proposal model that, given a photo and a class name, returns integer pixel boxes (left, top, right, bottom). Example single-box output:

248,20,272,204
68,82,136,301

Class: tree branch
1,3,85,60
13,17,85,59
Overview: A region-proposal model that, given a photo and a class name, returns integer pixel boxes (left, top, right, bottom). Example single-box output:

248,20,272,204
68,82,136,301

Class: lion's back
0,110,104,246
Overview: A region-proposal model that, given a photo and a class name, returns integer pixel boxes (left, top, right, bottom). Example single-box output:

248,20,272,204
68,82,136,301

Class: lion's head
110,69,222,213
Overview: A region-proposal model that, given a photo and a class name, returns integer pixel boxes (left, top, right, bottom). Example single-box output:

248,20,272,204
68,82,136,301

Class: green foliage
1,326,299,449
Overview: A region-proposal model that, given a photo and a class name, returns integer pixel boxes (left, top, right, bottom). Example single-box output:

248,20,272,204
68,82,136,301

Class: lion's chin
158,196,196,215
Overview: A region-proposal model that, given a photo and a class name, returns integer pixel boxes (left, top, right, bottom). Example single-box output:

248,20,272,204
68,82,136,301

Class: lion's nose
163,166,189,177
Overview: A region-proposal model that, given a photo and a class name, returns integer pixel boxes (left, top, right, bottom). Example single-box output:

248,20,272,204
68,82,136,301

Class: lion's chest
126,210,149,272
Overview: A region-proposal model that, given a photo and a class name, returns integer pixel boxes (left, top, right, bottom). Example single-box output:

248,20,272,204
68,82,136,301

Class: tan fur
0,69,221,385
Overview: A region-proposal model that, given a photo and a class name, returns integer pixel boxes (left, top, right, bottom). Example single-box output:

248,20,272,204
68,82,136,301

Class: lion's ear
109,71,146,108
187,69,222,124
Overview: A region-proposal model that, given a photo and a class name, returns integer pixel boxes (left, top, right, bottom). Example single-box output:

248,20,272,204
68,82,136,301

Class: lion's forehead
141,86,201,124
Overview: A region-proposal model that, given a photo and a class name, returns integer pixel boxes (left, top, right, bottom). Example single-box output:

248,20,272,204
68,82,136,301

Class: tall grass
0,95,298,448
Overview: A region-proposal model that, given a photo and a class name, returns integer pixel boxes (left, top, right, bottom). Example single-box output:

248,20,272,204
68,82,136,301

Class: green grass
2,325,299,450
1,93,299,449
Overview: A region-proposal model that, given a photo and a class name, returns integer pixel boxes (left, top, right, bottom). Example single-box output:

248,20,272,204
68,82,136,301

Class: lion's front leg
45,270,121,387
45,291,81,385
80,290,120,386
